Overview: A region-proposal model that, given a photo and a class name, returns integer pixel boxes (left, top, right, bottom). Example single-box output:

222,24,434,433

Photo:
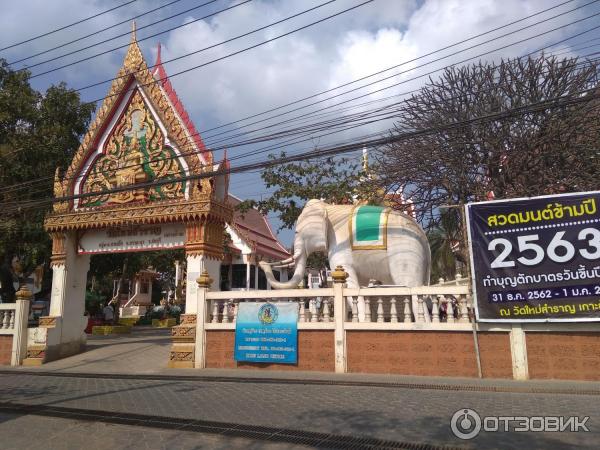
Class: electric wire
0,0,137,53
9,0,186,65
3,87,599,214
2,8,599,195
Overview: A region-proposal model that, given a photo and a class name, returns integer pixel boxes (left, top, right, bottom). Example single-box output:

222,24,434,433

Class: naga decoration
80,90,186,207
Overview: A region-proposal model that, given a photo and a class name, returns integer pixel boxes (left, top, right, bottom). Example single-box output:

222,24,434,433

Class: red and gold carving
171,325,195,343
180,314,197,325
50,233,66,267
185,219,226,259
38,316,58,328
80,90,186,207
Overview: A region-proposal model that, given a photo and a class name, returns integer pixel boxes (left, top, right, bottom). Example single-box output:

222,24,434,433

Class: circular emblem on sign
258,303,278,325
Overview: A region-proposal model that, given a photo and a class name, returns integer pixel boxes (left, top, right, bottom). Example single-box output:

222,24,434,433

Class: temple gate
24,26,232,365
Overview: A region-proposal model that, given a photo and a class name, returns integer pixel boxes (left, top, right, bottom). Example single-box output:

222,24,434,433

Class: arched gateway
25,27,233,364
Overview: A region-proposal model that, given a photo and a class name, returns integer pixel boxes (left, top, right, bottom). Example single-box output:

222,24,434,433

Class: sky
0,0,597,246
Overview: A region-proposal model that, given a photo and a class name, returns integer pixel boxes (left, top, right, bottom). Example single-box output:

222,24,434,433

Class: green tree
239,152,369,230
0,59,95,300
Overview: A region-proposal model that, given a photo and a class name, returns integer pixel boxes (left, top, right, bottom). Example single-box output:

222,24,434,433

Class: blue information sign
234,302,298,364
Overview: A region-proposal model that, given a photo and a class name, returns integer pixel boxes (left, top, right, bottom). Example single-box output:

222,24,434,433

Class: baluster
351,297,358,323
417,296,425,323
459,295,469,323
211,301,219,323
390,297,398,323
429,296,439,323
403,297,412,323
446,297,455,323
9,311,15,329
233,301,238,323
364,297,371,322
455,273,462,285
299,300,306,322
322,298,331,322
0,312,4,329
438,277,445,285
376,297,384,323
2,311,8,329
310,298,318,322
222,301,230,323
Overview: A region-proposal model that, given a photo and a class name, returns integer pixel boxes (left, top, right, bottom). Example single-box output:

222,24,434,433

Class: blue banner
234,302,298,364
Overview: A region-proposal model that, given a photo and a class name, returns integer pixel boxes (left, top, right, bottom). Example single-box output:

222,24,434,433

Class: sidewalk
4,327,600,394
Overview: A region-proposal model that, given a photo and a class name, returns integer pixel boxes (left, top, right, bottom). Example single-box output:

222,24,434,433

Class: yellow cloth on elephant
349,205,390,250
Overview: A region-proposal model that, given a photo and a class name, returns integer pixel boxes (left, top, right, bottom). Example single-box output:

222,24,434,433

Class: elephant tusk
262,256,295,266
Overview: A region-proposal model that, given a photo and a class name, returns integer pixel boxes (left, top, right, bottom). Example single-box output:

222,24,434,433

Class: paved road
4,328,599,449
0,370,598,449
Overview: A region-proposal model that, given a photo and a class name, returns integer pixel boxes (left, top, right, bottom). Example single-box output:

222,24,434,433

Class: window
231,264,246,289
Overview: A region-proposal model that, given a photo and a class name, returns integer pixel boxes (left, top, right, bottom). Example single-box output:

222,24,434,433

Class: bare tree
375,54,600,262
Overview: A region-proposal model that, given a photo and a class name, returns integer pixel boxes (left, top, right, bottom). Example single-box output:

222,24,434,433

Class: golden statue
109,134,149,204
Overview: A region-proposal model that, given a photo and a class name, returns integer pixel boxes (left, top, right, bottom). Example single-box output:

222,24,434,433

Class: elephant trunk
259,251,307,289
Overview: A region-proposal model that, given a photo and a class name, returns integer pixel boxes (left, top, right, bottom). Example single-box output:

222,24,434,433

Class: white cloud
0,0,594,243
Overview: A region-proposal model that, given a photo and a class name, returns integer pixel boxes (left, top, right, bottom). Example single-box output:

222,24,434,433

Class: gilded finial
131,20,137,42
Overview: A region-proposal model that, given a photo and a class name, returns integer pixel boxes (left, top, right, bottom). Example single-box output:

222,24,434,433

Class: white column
185,254,221,314
194,283,208,369
47,232,90,357
333,276,346,373
13,297,30,365
254,263,259,290
245,261,251,291
510,324,529,380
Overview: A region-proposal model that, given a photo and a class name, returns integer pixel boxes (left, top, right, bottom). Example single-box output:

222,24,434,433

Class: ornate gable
46,24,231,233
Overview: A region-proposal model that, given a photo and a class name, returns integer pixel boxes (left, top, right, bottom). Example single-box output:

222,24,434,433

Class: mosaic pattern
80,90,186,207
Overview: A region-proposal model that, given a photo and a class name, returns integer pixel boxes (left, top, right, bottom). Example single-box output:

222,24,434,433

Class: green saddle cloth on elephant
350,205,390,250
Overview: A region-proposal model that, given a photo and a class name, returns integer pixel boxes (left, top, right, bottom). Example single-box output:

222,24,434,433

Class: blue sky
1,0,597,246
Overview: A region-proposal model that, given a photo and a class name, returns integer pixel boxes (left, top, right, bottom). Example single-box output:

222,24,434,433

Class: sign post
234,302,298,364
466,191,600,322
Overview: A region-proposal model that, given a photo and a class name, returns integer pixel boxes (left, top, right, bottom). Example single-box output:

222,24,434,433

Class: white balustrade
390,297,398,323
432,296,440,323
459,295,470,323
403,297,412,323
364,297,371,322
376,297,384,323
416,295,425,323
446,297,455,324
299,300,306,322
211,301,219,323
222,301,230,323
310,298,319,323
322,298,331,322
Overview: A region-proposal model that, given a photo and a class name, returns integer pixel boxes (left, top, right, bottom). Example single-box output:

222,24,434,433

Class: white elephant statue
260,200,431,322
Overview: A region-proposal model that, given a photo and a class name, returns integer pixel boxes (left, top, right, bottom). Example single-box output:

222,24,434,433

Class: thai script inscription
487,198,596,227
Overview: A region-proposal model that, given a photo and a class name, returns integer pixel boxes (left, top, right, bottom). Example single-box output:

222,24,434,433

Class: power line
3,11,598,195
75,0,338,93
3,49,599,199
0,0,137,53
4,87,600,213
10,0,185,65
196,0,585,136
24,0,248,77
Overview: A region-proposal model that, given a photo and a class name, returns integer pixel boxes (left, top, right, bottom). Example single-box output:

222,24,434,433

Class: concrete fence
166,270,600,380
0,292,30,366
